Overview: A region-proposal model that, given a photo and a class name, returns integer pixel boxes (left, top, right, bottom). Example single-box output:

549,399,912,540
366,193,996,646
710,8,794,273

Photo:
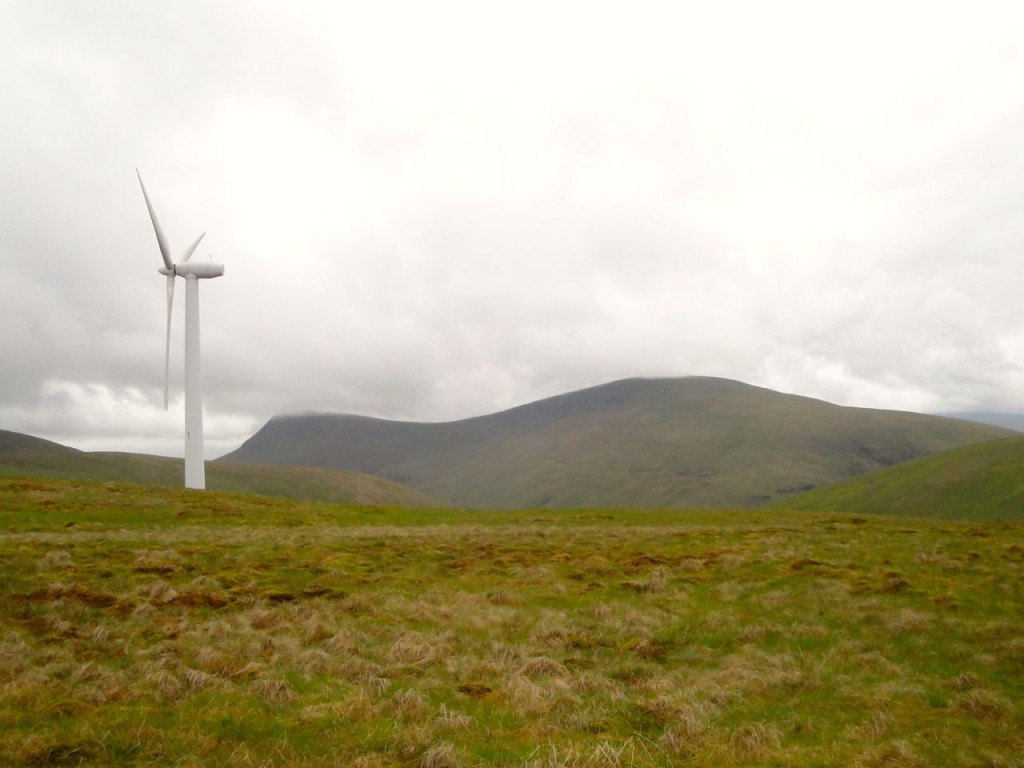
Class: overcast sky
2,1,1024,457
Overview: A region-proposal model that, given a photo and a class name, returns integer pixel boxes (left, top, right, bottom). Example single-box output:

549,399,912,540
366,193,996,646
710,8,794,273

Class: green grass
2,477,1023,766
774,436,1024,521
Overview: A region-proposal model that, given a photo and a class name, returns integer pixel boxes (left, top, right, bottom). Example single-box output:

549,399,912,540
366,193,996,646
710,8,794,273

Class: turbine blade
137,169,173,271
164,274,174,410
182,232,205,263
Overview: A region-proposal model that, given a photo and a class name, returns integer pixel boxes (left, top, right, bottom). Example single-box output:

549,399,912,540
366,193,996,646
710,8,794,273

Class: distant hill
0,432,435,508
221,377,1014,508
0,429,81,456
941,412,1024,433
772,437,1024,521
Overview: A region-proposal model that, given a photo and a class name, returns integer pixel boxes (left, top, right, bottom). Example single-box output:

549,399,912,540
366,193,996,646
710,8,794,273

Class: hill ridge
223,376,1013,508
0,429,82,456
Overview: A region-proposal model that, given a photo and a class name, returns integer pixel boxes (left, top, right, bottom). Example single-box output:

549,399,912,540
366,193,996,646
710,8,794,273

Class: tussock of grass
1,477,1023,766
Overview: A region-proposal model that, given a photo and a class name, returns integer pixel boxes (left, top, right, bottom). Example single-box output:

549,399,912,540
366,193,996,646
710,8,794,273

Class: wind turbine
137,170,224,489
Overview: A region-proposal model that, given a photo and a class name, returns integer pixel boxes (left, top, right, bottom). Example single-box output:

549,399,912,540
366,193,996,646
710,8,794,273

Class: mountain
772,436,1024,521
0,431,435,507
221,377,1014,508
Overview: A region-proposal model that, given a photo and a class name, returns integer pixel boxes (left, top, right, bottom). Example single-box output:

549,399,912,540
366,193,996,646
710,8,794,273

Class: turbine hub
161,262,224,279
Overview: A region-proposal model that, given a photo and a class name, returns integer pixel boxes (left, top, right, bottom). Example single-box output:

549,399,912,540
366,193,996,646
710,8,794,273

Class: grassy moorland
2,477,1023,767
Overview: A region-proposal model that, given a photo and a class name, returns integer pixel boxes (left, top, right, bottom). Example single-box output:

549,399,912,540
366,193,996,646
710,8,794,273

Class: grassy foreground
1,478,1023,767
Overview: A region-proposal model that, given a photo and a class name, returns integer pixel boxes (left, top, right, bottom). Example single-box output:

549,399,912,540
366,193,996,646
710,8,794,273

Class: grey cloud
3,1,1024,454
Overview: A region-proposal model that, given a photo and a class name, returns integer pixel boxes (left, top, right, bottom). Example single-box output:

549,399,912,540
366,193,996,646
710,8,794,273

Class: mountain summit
221,377,1013,508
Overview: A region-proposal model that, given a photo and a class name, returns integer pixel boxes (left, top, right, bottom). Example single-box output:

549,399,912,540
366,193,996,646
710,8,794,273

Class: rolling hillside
0,430,435,508
773,436,1024,521
222,377,1014,508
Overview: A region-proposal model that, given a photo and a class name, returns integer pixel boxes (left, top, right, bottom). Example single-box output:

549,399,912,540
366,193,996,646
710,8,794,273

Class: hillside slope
0,429,82,456
222,377,1013,508
0,437,436,508
772,436,1024,521
942,411,1024,433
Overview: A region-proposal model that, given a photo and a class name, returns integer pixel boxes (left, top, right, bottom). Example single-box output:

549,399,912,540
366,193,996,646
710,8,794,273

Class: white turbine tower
137,170,224,489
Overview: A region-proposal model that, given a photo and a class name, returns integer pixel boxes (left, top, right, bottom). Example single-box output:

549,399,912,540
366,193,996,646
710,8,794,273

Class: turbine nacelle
159,262,225,279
